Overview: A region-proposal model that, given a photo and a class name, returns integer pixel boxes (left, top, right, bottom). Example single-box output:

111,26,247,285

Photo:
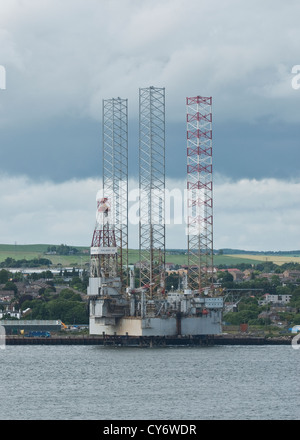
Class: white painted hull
89,311,222,337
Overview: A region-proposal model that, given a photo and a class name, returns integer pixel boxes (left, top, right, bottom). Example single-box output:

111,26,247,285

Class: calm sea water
0,344,299,420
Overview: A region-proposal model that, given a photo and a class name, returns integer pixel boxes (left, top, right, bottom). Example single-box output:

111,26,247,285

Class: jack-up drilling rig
88,89,223,337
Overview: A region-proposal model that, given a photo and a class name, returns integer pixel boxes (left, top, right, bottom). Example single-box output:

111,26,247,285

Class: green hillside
0,244,89,267
0,244,266,268
4,243,300,268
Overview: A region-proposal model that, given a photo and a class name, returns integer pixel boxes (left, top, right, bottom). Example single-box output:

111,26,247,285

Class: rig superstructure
88,87,223,337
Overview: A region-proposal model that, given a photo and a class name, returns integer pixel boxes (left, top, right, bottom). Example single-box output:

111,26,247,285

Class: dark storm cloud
1,0,300,249
0,0,299,183
1,117,300,182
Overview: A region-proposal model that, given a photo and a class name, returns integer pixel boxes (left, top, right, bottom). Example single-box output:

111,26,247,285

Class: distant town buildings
0,305,21,319
0,262,299,328
260,293,292,305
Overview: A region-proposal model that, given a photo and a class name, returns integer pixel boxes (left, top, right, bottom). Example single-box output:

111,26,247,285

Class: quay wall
4,334,293,346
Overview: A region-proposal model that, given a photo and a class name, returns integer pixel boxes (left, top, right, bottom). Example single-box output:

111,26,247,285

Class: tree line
20,288,89,324
0,257,52,268
46,244,80,255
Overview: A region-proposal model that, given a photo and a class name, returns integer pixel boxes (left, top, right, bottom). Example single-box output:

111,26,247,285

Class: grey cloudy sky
0,0,300,250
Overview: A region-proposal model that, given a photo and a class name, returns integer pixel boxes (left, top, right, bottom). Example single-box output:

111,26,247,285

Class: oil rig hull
89,314,222,337
88,291,223,337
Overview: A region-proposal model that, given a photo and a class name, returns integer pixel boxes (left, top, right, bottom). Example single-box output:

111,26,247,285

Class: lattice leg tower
186,96,214,295
102,98,128,288
139,87,165,298
90,200,118,280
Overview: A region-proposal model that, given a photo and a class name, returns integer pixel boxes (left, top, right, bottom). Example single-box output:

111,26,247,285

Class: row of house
161,264,300,283
134,260,300,291
259,293,292,305
211,268,300,284
0,280,50,302
0,305,31,319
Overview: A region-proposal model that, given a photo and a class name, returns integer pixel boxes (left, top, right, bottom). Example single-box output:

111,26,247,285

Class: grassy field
0,244,90,267
229,254,300,266
163,253,266,267
1,244,299,268
0,244,268,268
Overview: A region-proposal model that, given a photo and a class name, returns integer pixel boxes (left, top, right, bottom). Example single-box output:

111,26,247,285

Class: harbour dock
4,334,293,346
